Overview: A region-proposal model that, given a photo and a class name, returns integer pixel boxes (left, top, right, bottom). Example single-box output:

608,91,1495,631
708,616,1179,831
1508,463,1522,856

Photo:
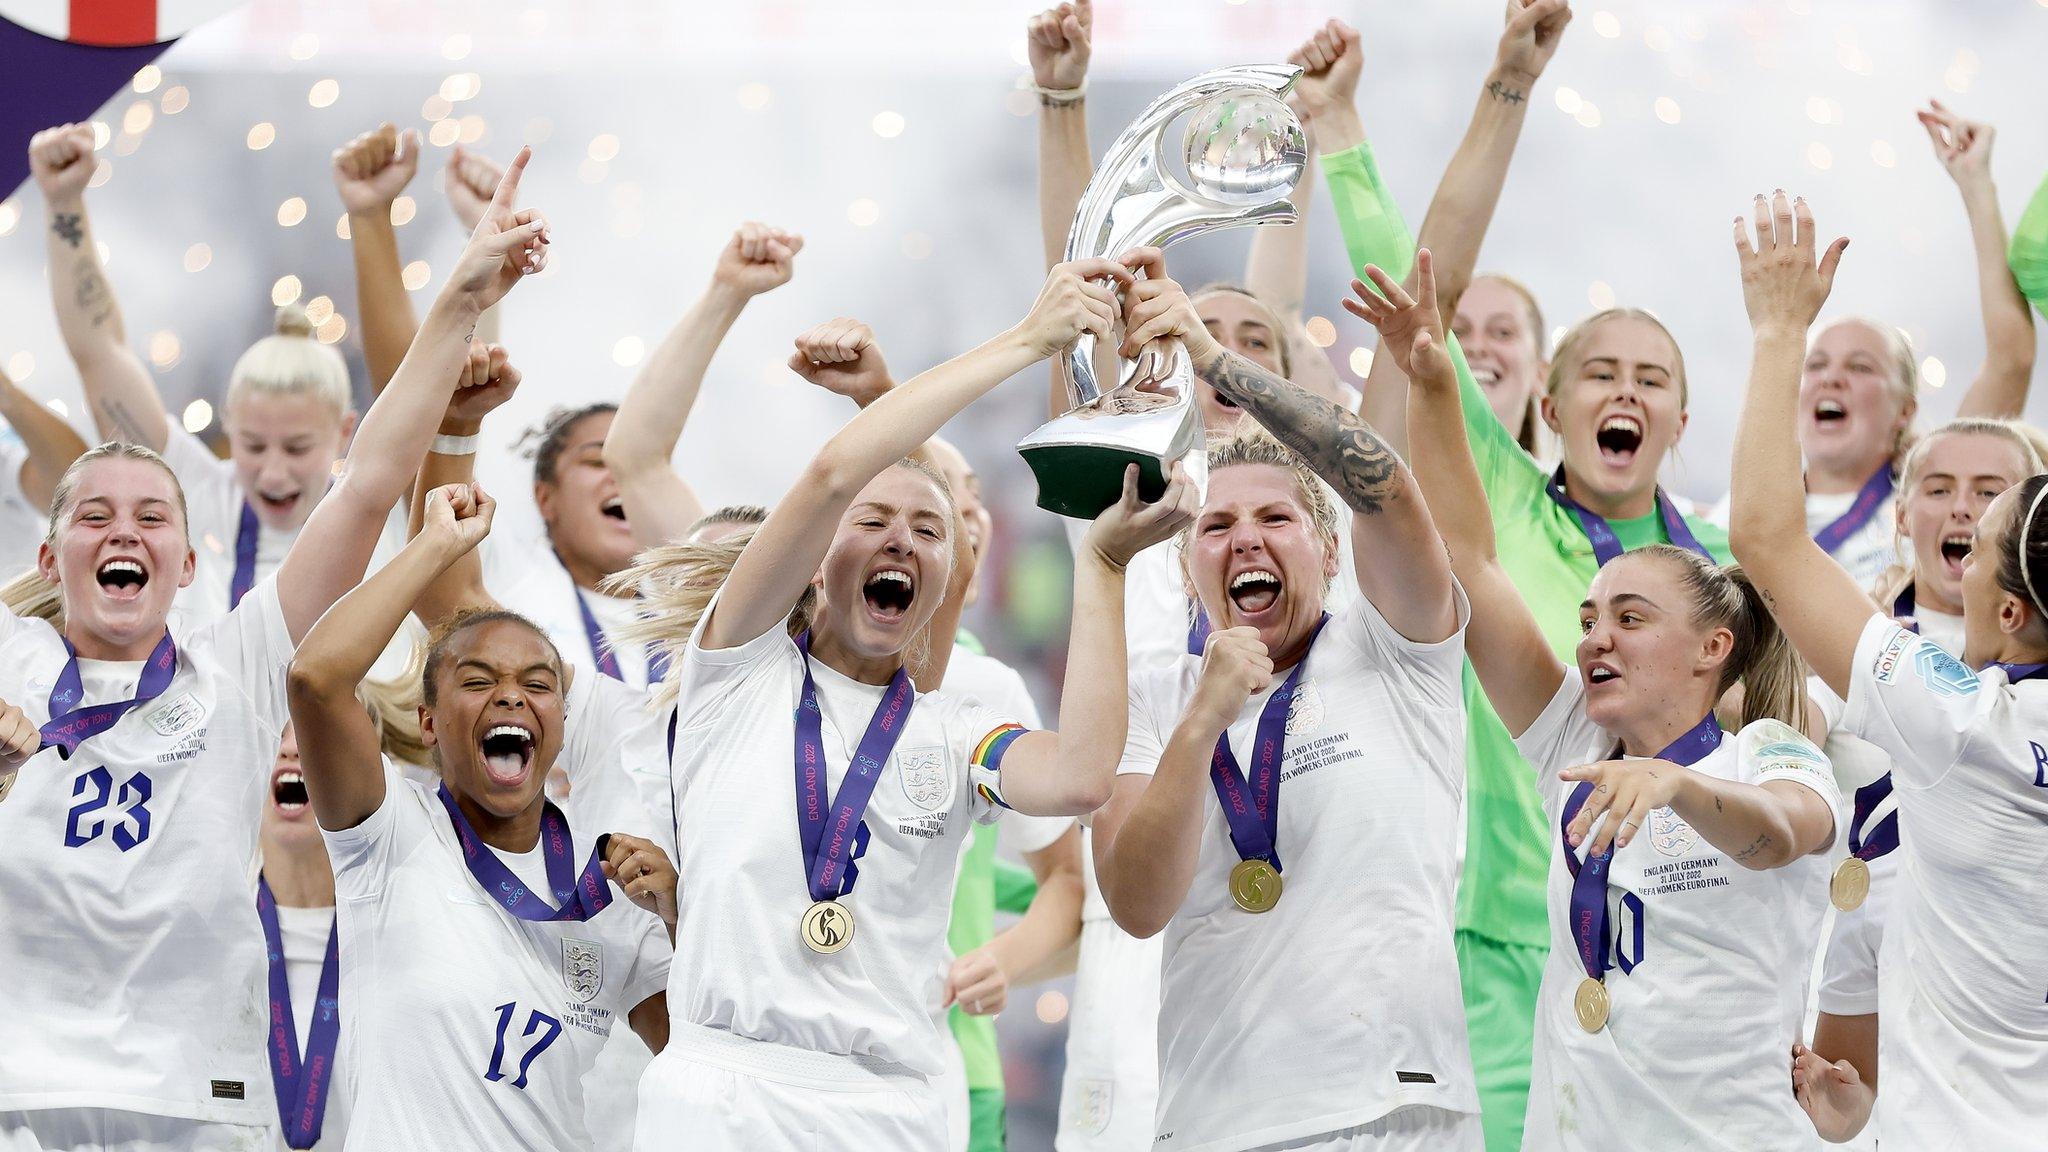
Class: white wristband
1036,82,1087,105
431,433,480,456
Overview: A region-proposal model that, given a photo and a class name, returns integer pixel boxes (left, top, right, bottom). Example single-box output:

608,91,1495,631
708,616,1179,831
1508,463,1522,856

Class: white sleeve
1739,719,1843,849
203,577,295,736
1338,577,1471,710
1843,615,1986,788
1816,904,1881,1016
673,586,794,732
321,761,434,901
946,696,1033,824
1064,519,1191,672
159,425,234,506
620,909,674,1010
1114,668,1171,779
0,435,27,506
1002,811,1074,855
1703,489,1734,530
1510,669,1611,796
562,672,663,839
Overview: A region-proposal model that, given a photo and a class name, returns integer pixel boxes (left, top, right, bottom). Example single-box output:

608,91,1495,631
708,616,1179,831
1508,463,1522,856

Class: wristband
430,433,480,456
1036,82,1087,106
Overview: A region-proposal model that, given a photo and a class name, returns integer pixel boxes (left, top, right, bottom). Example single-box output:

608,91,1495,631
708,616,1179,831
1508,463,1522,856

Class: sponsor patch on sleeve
1870,627,1913,684
1913,644,1980,698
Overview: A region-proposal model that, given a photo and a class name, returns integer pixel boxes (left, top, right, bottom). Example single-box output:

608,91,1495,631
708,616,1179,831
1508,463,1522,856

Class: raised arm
444,148,506,348
1361,253,1565,733
1029,0,1095,421
1917,102,2036,418
289,483,493,830
29,124,167,450
275,148,550,644
333,123,424,395
0,369,88,508
603,223,801,548
1410,0,1571,319
699,259,1126,651
408,343,523,630
1728,193,1872,698
1123,249,1456,643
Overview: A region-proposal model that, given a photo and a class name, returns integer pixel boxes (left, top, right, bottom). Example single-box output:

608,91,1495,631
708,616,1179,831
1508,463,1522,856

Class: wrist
1176,704,1233,745
1751,321,1811,344
701,279,754,313
1488,62,1541,92
1035,80,1087,106
1305,105,1366,154
346,202,397,222
434,420,483,441
42,192,85,215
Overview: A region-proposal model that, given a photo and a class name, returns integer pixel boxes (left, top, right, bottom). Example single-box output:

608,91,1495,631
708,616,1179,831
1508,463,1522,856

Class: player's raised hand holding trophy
1018,64,1309,518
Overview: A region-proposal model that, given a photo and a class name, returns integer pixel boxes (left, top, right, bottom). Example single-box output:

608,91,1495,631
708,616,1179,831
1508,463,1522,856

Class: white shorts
632,1025,947,1152
1243,1105,1483,1152
1057,915,1163,1152
0,1110,269,1152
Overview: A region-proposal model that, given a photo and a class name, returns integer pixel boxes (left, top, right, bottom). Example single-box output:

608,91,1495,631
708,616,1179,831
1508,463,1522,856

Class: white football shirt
1120,590,1477,1152
1515,671,1841,1152
943,647,1070,853
1707,487,1903,591
660,591,1023,1080
1813,606,1961,1021
0,582,295,1123
1844,616,2048,1149
322,746,671,1152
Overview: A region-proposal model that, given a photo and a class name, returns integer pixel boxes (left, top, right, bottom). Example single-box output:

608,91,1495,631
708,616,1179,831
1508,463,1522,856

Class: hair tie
2019,481,2048,615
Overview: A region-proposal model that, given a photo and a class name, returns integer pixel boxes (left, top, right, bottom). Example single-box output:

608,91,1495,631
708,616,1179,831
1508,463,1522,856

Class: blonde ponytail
606,528,814,708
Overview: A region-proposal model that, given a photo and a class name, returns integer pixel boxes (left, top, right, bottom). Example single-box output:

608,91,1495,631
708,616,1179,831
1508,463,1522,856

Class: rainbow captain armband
970,723,1031,810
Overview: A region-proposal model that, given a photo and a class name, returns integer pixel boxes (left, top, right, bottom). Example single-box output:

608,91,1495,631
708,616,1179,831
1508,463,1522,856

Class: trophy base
1020,442,1176,520
1017,398,1209,519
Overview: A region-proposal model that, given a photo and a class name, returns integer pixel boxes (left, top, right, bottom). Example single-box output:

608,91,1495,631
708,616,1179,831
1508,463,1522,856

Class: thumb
786,350,821,381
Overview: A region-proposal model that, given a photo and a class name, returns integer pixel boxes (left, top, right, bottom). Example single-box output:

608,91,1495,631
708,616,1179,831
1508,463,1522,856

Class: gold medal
1830,857,1870,912
800,900,855,954
1573,977,1611,1033
1228,859,1283,914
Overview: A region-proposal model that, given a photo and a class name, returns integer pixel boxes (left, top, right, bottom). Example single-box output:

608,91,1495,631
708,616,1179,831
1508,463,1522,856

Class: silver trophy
1018,63,1308,519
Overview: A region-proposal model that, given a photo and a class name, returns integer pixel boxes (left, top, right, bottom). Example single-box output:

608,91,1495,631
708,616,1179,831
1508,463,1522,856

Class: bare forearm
1038,102,1091,271
1098,724,1215,938
1953,181,2035,418
987,865,1082,987
1671,773,1817,870
814,332,1038,497
348,210,419,395
1729,330,1814,545
1405,363,1498,566
0,381,88,506
1243,151,1318,318
409,447,494,628
1413,66,1537,314
1045,552,1128,808
1194,344,1403,515
603,281,744,528
341,294,481,508
44,197,168,449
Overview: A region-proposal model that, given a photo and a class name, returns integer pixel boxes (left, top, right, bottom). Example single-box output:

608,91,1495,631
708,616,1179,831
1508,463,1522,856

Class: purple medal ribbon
1811,465,1896,558
1992,662,2048,684
1544,466,1711,567
37,632,178,760
1187,608,1212,657
794,631,914,903
560,553,670,685
1559,711,1722,985
257,877,341,1150
434,785,614,922
1208,615,1327,874
230,501,260,610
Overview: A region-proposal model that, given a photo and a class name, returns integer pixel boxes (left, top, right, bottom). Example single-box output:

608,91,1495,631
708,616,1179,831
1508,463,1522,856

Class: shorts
632,1024,947,1152
1244,1105,1484,1152
1455,930,1544,1152
1057,916,1162,1152
0,1110,270,1152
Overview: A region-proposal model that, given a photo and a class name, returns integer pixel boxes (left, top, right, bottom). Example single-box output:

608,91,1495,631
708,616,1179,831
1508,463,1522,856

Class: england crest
896,746,951,812
1648,806,1698,858
562,938,603,1003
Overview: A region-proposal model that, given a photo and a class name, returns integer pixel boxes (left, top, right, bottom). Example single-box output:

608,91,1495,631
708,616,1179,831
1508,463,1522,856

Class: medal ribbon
257,877,341,1149
560,553,670,684
794,631,914,903
1811,465,1896,557
1208,615,1327,874
1187,607,1212,657
434,785,614,922
231,501,260,610
1544,466,1710,567
37,632,178,759
1559,712,1723,983
1991,662,2048,684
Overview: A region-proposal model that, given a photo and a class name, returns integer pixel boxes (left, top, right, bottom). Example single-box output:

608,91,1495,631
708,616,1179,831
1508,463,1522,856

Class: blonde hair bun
273,303,315,338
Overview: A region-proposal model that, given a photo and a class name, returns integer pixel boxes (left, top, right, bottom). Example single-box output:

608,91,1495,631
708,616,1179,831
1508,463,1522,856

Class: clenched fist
1189,628,1273,733
332,122,421,215
28,123,97,203
787,319,895,407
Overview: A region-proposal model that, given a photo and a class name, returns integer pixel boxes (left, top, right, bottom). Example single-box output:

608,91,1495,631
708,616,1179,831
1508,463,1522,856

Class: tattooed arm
28,124,168,450
1121,250,1458,644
